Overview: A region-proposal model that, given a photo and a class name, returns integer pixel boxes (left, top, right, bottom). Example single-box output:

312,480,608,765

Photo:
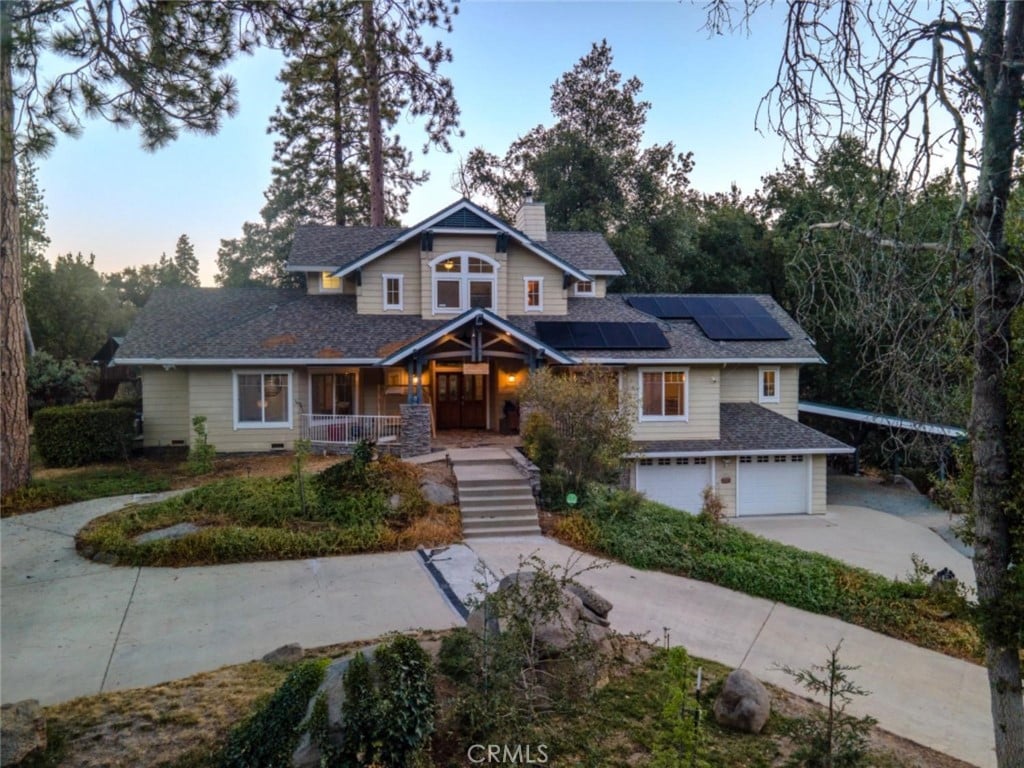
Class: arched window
431,252,499,313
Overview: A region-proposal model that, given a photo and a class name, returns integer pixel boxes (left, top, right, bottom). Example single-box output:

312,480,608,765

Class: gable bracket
420,231,434,252
563,272,573,290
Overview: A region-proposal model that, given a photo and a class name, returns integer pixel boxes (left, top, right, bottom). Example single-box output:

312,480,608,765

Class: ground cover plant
75,450,460,566
1,467,172,516
550,487,982,663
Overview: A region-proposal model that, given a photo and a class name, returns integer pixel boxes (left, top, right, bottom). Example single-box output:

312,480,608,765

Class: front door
436,373,487,429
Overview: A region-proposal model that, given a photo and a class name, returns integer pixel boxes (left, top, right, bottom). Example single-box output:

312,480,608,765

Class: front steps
449,448,541,538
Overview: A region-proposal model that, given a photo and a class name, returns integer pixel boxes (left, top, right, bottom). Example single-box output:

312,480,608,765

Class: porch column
400,403,432,458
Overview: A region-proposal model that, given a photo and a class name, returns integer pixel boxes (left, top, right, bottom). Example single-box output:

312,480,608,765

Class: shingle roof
634,403,853,454
286,224,624,275
119,288,822,364
116,287,444,361
505,295,822,361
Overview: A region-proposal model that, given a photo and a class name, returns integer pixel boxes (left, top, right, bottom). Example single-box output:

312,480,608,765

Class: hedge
33,401,137,467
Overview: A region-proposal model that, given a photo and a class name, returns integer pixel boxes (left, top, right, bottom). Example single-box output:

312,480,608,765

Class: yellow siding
506,243,567,315
141,368,190,447
358,243,421,315
624,365,720,441
592,278,607,298
187,368,307,452
714,456,737,517
719,364,800,419
812,455,827,514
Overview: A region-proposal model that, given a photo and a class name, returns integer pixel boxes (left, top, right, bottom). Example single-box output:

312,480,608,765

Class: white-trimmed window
573,280,594,296
524,276,544,311
234,371,292,428
382,274,403,310
639,368,688,420
759,366,781,403
311,371,356,415
320,272,343,292
431,252,498,313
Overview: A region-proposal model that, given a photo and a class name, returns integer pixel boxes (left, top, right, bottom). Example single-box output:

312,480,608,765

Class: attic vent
435,209,493,229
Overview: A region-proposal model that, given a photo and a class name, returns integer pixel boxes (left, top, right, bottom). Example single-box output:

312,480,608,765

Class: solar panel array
626,296,791,341
535,321,670,350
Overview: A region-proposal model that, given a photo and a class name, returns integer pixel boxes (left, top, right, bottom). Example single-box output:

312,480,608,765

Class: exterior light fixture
442,258,456,271
507,373,516,384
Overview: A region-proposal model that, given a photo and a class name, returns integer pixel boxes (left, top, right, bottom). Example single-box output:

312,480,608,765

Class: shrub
219,658,329,768
33,401,135,467
26,351,91,414
186,415,216,476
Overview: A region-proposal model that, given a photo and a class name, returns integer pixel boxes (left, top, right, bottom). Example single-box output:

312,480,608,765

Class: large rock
713,669,771,734
1,699,46,767
420,479,456,506
565,581,613,618
262,643,303,664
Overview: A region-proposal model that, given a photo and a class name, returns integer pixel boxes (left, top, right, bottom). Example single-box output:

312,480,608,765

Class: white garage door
636,457,712,515
737,455,809,516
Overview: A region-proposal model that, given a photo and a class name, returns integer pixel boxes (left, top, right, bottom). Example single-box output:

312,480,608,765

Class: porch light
507,374,516,384
413,375,420,385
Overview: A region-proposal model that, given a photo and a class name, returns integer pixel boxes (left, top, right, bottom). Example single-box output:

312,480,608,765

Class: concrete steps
449,449,541,538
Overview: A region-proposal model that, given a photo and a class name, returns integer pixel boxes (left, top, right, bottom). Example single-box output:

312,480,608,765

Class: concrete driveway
1,494,461,705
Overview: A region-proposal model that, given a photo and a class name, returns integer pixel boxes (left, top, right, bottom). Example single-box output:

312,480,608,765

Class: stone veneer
400,404,432,458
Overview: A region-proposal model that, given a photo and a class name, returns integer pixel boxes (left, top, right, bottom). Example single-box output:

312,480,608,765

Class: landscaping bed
75,454,460,566
548,488,982,664
22,632,971,768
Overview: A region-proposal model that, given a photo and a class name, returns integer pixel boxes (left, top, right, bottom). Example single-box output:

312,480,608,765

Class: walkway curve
1,494,461,705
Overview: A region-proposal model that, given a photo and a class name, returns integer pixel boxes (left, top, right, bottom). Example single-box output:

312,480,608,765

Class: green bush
186,415,216,476
26,351,91,415
219,658,329,768
33,401,135,467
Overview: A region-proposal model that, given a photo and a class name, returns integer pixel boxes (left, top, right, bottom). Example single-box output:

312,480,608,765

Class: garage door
636,457,712,515
737,455,809,515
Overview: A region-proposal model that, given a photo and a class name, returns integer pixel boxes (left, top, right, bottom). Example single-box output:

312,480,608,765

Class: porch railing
300,414,402,446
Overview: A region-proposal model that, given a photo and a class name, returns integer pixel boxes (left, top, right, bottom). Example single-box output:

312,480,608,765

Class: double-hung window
524,277,543,311
573,280,594,296
382,274,403,311
758,366,781,404
639,369,688,420
234,371,292,428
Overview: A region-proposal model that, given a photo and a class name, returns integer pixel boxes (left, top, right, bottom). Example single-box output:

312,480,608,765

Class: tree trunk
0,2,31,493
332,62,346,226
970,4,1024,765
362,0,385,226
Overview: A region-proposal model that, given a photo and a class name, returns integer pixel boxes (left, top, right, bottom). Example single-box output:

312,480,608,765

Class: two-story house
116,198,851,516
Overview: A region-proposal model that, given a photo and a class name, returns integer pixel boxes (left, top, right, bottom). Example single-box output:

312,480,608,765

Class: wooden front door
436,373,487,429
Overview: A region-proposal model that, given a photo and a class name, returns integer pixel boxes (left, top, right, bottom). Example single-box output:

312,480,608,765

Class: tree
707,3,1024,763
27,252,130,360
457,41,696,292
1,0,292,492
216,0,460,286
105,233,201,309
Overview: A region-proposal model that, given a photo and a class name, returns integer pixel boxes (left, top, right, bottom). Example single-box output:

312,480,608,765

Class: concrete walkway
466,536,996,768
1,495,461,705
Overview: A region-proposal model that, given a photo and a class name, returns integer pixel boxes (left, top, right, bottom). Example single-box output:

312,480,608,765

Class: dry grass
393,506,463,548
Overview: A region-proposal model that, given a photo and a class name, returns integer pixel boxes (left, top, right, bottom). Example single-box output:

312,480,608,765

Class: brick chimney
514,193,547,242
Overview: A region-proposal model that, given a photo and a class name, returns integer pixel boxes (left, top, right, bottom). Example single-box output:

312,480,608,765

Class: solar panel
687,296,791,341
626,296,692,319
534,321,669,349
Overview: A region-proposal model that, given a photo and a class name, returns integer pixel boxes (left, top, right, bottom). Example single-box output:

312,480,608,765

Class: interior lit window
640,369,688,420
321,272,342,291
431,253,498,313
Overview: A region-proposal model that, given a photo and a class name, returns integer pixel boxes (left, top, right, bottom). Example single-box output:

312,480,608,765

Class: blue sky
36,1,793,285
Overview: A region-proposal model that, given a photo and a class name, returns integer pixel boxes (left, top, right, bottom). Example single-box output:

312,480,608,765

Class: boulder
1,699,46,767
420,479,456,506
713,669,771,734
262,643,303,664
565,581,613,618
133,523,201,545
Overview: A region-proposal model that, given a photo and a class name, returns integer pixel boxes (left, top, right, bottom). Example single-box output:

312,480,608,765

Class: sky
35,1,797,285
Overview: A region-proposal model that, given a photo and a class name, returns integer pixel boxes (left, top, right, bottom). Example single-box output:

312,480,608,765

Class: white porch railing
300,414,402,446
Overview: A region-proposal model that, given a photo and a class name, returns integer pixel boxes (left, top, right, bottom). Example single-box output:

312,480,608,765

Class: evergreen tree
1,0,297,492
105,233,201,309
216,0,460,286
169,234,200,286
17,153,49,287
457,41,695,291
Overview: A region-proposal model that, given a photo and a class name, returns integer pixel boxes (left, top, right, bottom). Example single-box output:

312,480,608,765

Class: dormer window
321,272,342,292
574,280,594,296
431,253,499,313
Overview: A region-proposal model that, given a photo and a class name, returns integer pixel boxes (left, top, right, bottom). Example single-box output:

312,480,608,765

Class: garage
737,454,809,515
635,457,712,514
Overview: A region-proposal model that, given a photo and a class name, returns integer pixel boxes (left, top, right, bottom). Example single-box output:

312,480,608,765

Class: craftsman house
116,198,851,516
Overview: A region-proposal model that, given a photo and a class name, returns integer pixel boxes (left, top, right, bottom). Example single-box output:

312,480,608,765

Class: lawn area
549,487,982,664
23,633,969,768
75,453,460,566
